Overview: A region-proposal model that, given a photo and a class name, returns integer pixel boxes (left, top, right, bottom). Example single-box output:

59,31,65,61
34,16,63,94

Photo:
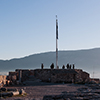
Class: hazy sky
0,0,100,60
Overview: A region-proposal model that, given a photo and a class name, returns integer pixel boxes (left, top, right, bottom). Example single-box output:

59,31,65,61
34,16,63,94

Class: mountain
0,48,100,78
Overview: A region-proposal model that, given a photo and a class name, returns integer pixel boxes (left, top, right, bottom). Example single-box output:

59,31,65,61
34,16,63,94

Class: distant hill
0,48,100,78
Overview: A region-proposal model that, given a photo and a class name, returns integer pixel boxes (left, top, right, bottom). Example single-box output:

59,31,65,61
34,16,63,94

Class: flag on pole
56,17,58,39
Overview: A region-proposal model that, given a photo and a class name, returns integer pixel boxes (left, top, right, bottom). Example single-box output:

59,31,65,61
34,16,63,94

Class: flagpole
56,37,58,69
56,15,58,69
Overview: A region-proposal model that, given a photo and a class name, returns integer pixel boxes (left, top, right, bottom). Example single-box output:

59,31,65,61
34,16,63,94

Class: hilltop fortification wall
34,69,90,83
7,68,90,85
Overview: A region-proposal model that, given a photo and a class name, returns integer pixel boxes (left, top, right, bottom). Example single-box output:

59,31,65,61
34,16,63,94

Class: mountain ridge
1,47,100,61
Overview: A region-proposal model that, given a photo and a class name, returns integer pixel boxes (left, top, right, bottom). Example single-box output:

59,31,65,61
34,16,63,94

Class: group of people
62,64,75,69
41,63,75,69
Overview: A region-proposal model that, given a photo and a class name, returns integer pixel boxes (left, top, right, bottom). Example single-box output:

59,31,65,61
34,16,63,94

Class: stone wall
8,71,18,82
7,68,90,84
75,69,90,83
34,69,90,83
15,69,34,82
7,69,35,83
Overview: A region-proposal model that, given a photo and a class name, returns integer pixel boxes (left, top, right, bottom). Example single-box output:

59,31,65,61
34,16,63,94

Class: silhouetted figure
41,63,44,69
66,64,69,69
50,63,54,69
62,65,65,69
69,65,71,69
73,64,75,69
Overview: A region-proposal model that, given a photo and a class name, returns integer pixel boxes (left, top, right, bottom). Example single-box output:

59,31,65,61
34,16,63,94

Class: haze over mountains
0,48,100,78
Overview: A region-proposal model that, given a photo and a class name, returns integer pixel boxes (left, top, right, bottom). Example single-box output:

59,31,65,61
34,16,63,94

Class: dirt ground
2,82,87,100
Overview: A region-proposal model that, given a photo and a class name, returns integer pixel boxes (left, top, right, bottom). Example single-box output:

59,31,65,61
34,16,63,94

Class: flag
56,19,58,39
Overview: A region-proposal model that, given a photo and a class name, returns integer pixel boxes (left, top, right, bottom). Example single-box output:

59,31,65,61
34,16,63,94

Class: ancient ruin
6,65,90,85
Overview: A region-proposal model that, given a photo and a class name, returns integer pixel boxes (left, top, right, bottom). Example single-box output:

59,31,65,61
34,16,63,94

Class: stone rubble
43,84,100,100
0,87,26,98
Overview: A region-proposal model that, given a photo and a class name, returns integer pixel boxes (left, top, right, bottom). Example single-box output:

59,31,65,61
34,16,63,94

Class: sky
0,0,100,60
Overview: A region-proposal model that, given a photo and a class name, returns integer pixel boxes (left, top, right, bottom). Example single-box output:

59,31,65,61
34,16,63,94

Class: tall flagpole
56,15,58,69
